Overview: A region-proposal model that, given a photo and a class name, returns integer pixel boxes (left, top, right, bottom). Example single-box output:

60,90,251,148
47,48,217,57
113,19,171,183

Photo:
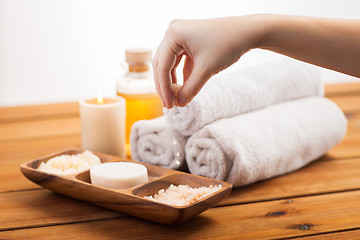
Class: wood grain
325,132,360,160
0,135,81,192
0,117,80,142
0,82,355,123
2,190,360,240
0,102,78,123
0,82,359,239
0,135,80,164
0,189,122,231
1,158,358,225
0,114,359,195
294,229,360,239
0,131,358,196
325,82,360,97
327,95,360,113
220,157,360,206
0,110,357,193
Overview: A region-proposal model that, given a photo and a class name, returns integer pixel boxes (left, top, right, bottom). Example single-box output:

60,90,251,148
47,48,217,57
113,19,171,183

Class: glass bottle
116,48,163,156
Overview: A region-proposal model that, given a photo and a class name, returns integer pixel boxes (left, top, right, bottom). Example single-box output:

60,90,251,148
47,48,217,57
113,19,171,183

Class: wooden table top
1,83,360,239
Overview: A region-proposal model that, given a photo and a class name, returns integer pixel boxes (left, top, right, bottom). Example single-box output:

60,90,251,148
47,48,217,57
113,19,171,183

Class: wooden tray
20,148,232,225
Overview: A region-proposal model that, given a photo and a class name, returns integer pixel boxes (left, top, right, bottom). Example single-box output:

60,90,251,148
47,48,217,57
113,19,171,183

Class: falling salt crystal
172,139,178,145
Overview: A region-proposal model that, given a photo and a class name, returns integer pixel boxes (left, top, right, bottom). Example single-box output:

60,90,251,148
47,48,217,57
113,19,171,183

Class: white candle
79,96,126,157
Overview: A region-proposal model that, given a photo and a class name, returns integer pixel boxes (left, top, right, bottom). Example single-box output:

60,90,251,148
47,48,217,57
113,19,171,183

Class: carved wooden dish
20,148,233,225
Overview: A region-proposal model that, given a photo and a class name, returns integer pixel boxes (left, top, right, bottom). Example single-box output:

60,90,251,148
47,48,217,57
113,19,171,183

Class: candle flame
97,93,104,104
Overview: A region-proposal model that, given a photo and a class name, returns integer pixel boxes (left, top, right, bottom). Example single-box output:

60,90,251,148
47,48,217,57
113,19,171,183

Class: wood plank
0,82,357,122
327,95,360,113
0,112,356,145
0,82,357,120
2,190,360,239
220,157,360,206
0,102,358,194
0,135,80,164
0,189,122,231
325,82,360,97
0,92,357,144
324,112,360,159
0,107,357,144
2,156,360,223
293,229,360,239
0,117,80,142
2,156,360,206
0,110,359,194
0,106,355,194
0,84,358,239
0,102,78,123
0,136,80,192
0,83,357,123
324,132,360,160
0,130,359,195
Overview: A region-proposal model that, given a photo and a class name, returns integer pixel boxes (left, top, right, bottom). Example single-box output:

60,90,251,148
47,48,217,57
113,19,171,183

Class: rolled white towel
164,59,322,136
130,117,188,170
185,97,347,187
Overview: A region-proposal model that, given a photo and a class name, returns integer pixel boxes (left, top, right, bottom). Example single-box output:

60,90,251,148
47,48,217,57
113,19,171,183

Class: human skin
152,14,360,109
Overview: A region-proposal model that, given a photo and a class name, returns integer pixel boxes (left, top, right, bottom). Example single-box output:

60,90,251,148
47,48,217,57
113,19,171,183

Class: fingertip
177,98,188,107
165,94,175,109
176,89,190,107
177,64,209,107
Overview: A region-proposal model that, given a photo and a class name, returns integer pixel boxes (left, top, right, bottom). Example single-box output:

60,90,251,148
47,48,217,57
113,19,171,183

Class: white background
1,0,359,106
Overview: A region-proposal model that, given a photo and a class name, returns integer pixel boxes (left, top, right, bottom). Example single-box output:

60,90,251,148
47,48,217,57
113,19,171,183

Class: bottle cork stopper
125,48,152,64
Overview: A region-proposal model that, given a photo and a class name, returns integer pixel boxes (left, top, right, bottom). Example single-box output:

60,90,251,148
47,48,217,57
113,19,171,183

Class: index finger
157,44,180,108
152,47,164,106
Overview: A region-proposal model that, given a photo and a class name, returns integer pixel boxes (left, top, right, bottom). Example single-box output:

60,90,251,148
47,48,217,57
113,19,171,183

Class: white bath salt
37,150,101,175
144,184,223,207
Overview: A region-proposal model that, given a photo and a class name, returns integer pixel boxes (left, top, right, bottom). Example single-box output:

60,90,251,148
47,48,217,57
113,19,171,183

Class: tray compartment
132,173,226,198
26,148,113,170
74,166,166,186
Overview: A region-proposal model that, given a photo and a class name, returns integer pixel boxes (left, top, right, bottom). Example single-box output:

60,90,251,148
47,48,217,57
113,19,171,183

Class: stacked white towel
185,97,347,187
130,59,347,187
164,59,322,136
130,117,188,170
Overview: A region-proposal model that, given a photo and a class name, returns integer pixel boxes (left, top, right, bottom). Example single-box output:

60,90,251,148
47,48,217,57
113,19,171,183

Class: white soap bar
90,162,148,189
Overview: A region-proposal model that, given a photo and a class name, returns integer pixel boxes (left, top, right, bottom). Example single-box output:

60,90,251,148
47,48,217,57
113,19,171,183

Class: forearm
254,14,360,77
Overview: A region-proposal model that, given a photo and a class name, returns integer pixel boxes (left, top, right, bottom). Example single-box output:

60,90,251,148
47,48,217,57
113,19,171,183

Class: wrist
246,14,279,50
255,14,313,53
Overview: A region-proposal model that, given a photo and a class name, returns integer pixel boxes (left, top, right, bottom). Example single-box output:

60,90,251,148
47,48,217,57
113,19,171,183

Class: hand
153,14,360,109
152,15,265,108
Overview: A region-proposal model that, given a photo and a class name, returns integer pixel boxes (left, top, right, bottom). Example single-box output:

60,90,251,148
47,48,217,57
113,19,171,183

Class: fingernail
166,102,173,109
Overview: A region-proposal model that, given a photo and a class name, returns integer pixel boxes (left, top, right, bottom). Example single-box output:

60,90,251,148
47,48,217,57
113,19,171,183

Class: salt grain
37,150,101,175
144,184,222,206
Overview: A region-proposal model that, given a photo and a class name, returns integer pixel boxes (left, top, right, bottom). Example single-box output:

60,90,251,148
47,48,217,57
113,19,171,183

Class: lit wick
97,93,104,104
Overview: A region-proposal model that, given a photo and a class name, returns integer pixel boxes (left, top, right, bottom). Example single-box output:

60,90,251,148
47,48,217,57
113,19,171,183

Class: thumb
176,64,210,107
